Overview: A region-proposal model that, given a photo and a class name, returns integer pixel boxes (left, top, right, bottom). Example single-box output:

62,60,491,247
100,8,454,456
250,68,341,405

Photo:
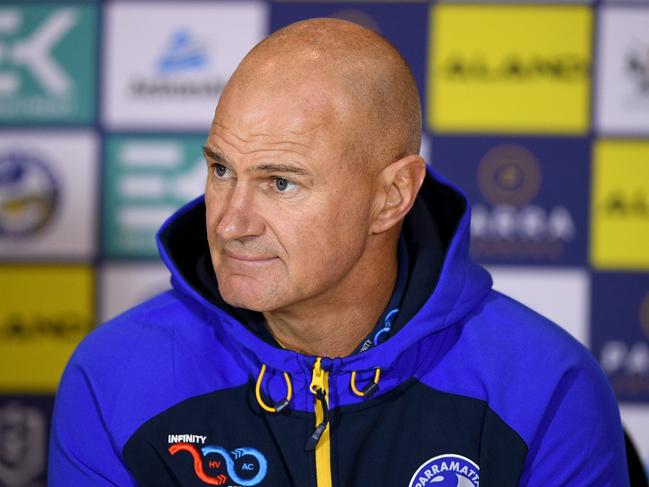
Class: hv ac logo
409,454,479,487
168,439,267,486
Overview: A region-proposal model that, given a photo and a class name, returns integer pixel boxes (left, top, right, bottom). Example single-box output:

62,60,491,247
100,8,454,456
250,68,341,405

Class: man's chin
217,279,284,312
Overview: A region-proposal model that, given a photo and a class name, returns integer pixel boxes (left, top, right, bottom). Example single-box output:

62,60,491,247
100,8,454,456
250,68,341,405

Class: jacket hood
156,166,492,384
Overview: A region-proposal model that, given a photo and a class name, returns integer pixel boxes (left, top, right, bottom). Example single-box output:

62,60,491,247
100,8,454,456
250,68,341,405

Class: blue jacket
49,168,629,486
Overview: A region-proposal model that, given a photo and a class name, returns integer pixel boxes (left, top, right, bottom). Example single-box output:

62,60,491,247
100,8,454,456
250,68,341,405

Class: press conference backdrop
1,1,648,484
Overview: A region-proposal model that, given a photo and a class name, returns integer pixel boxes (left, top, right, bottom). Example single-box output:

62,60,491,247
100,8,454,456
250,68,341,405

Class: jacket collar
156,166,492,384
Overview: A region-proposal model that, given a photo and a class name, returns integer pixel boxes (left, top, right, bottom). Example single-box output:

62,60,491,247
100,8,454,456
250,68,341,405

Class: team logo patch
408,454,479,487
0,151,59,237
168,437,267,486
0,402,46,486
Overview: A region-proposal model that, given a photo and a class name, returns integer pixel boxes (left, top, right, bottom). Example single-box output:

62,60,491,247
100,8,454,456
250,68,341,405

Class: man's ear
370,154,427,235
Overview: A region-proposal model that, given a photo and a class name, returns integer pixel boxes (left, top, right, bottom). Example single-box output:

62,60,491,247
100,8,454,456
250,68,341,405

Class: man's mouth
222,250,278,262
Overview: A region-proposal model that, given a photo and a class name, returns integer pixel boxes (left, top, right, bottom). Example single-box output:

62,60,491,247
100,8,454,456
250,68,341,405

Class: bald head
218,18,422,169
205,18,427,327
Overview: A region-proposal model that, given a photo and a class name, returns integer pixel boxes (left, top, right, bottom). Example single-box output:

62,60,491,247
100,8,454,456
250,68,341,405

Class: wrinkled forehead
212,67,353,146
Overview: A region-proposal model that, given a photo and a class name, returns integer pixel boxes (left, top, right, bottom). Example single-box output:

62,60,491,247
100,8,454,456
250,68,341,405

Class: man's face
204,80,377,312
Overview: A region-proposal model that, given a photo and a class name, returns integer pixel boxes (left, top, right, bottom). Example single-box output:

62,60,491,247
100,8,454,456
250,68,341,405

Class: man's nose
216,183,264,241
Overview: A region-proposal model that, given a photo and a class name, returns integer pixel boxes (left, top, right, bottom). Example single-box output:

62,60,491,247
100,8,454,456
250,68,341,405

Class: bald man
49,19,629,487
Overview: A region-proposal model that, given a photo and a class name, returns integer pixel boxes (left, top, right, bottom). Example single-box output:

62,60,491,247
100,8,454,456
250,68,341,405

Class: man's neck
262,241,398,358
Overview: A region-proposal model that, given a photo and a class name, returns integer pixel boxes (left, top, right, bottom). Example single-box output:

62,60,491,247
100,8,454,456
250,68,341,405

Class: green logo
0,5,97,122
103,135,207,258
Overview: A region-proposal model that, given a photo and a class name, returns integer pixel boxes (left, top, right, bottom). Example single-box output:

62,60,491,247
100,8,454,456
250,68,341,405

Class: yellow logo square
591,141,649,270
428,5,592,134
0,266,94,392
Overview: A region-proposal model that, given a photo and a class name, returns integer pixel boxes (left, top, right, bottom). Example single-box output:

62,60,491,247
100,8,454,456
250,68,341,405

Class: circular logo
0,151,59,237
409,454,479,487
477,144,542,207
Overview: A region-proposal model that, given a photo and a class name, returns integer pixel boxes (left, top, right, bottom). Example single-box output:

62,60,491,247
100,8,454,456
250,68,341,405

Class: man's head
203,18,426,313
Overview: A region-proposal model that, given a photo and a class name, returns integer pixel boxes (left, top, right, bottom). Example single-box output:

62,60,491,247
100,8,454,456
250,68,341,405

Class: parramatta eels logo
0,151,59,237
169,442,267,486
408,454,479,487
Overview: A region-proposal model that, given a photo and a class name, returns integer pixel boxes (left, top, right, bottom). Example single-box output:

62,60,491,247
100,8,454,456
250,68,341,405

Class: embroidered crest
408,453,479,487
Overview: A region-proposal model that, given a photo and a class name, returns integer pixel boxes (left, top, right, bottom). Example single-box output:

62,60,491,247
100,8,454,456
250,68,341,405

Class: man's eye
275,178,288,191
274,177,296,193
214,164,228,177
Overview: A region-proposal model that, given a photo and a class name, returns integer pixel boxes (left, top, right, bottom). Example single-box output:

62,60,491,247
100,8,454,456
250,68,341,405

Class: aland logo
409,454,479,487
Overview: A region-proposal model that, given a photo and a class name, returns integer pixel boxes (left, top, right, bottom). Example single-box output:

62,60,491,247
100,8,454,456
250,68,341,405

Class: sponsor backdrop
0,0,647,483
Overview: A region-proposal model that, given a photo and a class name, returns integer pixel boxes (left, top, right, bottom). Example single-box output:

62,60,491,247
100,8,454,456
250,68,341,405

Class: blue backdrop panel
432,135,590,267
270,2,429,121
591,272,649,404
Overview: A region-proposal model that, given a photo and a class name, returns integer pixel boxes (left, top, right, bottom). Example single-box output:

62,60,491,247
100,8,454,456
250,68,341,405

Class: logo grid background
1,0,648,482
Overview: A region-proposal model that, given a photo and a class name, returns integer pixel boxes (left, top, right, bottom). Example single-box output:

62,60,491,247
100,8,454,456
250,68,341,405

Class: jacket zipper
305,357,332,487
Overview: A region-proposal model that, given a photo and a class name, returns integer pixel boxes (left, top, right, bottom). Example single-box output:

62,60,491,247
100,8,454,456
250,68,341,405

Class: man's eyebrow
252,163,311,177
202,145,311,176
202,145,228,164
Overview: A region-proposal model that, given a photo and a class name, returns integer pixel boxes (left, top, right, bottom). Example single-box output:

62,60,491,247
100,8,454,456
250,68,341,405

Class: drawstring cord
350,368,381,398
255,364,292,413
255,363,382,415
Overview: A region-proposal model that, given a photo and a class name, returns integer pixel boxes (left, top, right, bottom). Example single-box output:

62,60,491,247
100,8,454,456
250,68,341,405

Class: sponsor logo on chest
167,434,267,486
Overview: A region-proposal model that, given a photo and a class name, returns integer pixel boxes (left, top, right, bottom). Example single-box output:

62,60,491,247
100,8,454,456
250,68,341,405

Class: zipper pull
305,358,330,451
305,389,329,451
309,357,327,394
